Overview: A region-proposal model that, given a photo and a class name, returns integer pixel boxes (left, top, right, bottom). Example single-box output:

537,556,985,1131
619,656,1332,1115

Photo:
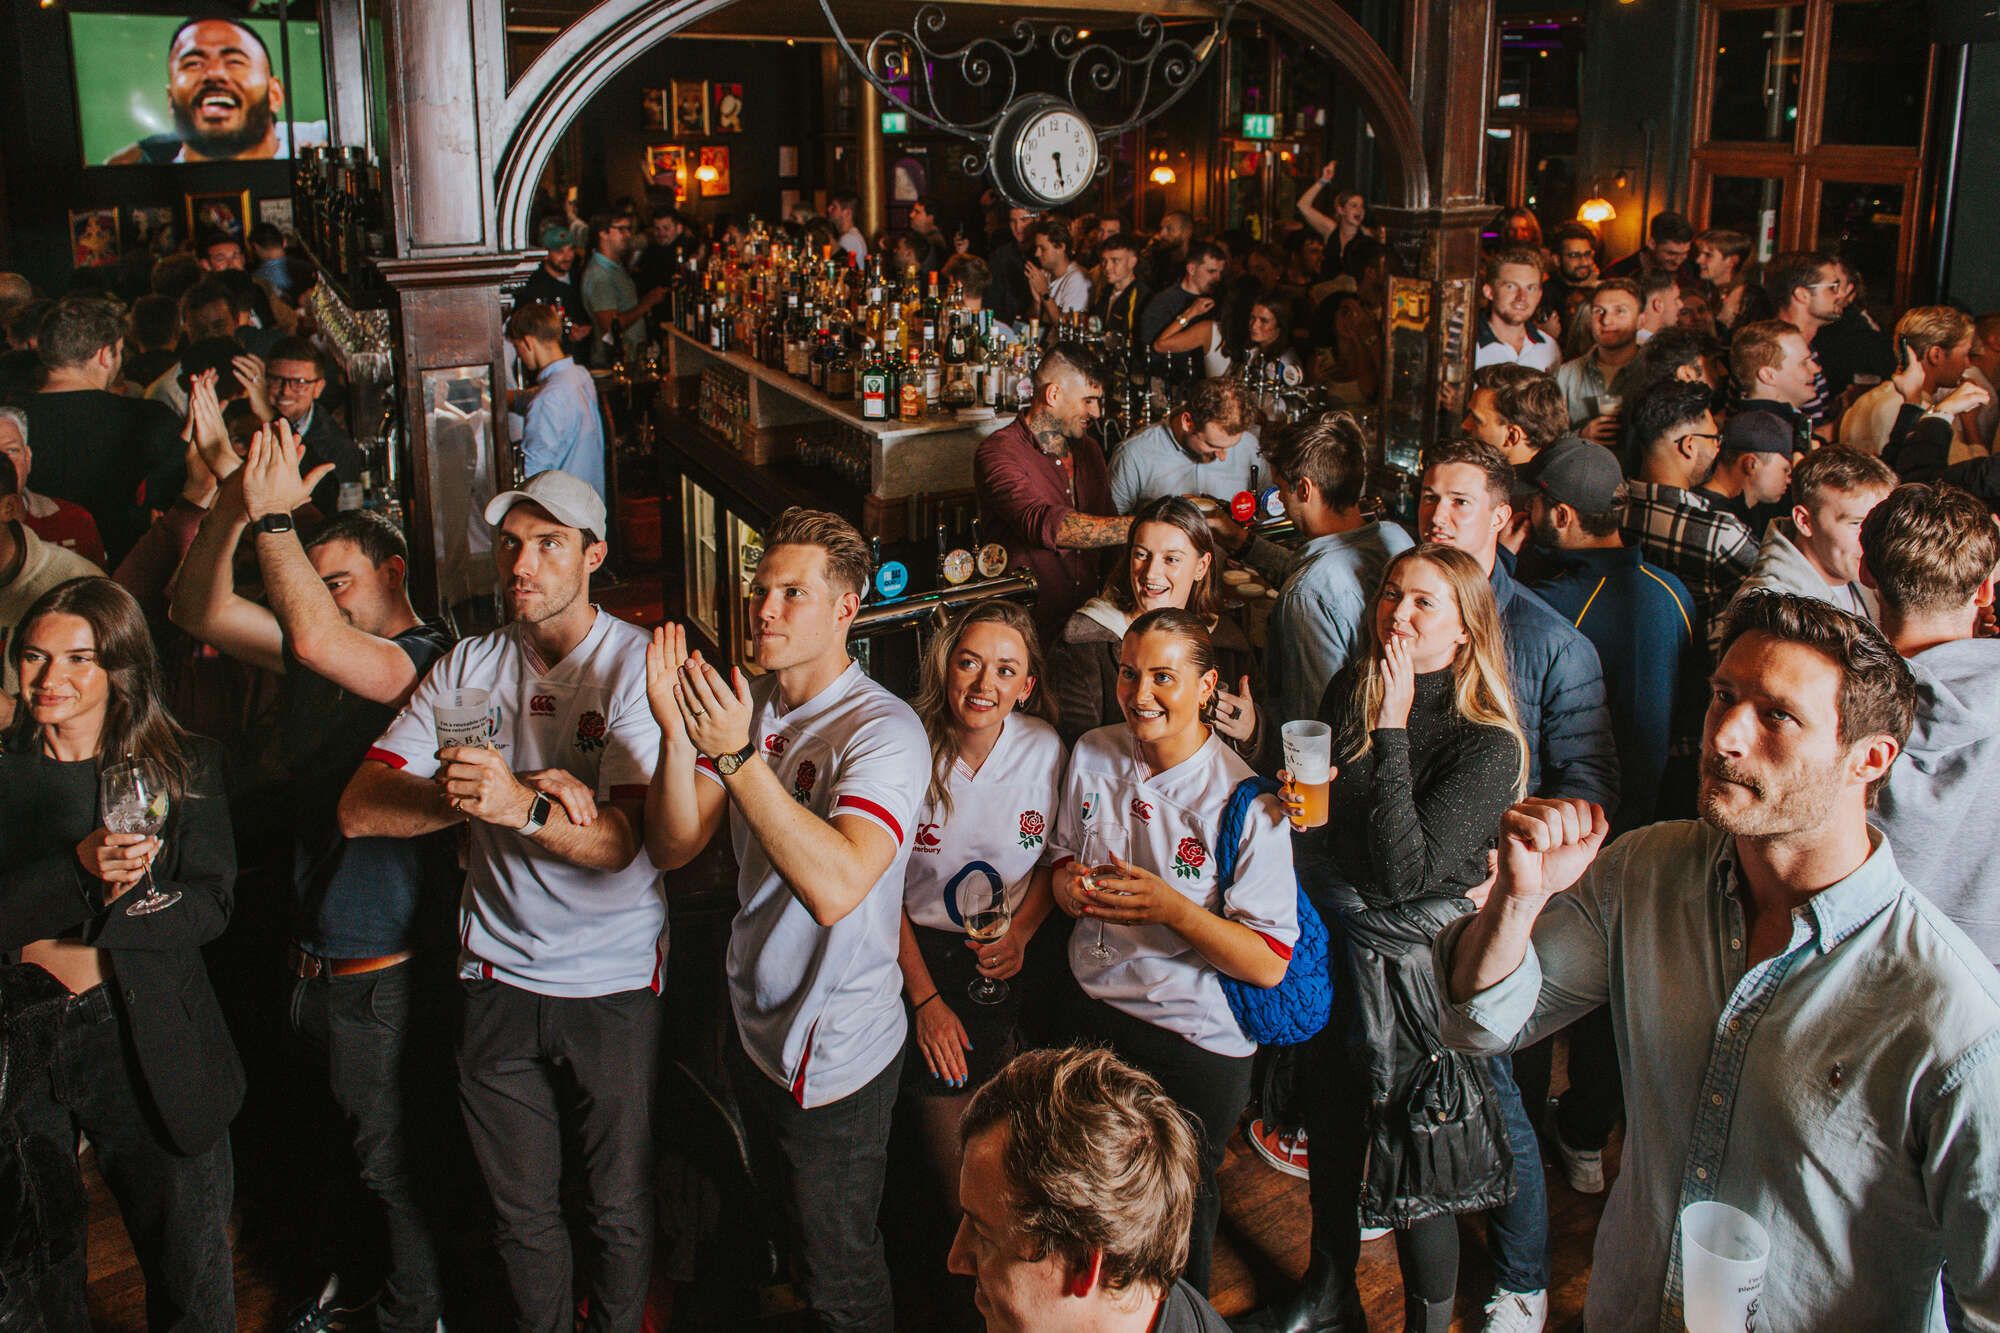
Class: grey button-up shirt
1435,819,2000,1331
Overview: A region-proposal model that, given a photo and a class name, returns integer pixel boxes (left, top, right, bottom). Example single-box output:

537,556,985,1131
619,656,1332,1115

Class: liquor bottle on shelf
919,327,942,414
858,341,889,421
827,338,857,401
899,349,925,421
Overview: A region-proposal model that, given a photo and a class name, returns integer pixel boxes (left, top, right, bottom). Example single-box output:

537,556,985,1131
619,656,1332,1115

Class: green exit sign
880,111,908,134
1241,113,1276,139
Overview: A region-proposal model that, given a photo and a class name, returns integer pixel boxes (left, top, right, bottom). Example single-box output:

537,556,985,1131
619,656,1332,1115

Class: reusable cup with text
1280,720,1333,830
435,688,494,752
1680,1200,1769,1333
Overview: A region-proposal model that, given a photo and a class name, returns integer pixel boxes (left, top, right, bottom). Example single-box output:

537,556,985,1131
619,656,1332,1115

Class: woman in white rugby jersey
896,600,1066,1214
1050,606,1297,1296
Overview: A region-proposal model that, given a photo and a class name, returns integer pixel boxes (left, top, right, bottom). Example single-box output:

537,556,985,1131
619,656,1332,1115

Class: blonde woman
1253,544,1528,1333
896,601,1065,1213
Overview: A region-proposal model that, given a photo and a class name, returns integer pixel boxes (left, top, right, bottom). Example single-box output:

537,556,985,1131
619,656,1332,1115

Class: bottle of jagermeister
859,340,890,420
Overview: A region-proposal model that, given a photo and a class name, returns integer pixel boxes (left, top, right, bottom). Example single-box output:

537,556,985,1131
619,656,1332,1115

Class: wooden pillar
375,0,529,616
1372,0,1498,473
858,78,886,239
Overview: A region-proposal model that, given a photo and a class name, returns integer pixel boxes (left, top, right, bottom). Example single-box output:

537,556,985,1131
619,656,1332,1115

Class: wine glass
1081,825,1128,966
99,759,180,917
957,871,1013,1007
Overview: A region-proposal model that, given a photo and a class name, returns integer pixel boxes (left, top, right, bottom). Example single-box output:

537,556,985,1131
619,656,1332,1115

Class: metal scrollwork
816,0,1235,149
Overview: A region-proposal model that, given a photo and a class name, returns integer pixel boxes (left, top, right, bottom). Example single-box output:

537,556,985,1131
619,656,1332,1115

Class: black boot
1230,1259,1367,1333
1401,1294,1452,1333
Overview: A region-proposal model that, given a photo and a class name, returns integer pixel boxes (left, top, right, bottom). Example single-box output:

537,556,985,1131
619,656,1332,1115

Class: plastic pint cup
435,688,494,752
1680,1200,1769,1332
1280,720,1334,830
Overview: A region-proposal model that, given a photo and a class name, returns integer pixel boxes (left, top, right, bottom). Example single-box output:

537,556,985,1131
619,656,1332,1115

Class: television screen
71,13,328,167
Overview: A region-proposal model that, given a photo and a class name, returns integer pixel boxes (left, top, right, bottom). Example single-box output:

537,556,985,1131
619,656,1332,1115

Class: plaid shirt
1621,481,1758,635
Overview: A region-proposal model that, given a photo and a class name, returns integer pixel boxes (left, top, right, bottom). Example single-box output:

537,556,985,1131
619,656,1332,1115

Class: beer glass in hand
1280,720,1333,830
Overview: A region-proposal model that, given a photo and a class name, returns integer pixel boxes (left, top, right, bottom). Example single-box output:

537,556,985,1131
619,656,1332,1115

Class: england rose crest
792,759,818,804
1017,810,1045,850
1171,836,1207,879
575,710,607,753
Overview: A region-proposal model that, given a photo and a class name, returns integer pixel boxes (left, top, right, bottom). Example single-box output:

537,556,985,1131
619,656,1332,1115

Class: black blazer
300,407,367,517
0,738,243,1157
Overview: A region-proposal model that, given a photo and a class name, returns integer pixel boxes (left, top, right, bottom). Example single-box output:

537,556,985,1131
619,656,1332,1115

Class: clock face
1012,106,1098,206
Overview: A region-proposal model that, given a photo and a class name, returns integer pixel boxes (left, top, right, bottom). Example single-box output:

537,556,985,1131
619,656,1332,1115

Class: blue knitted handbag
1213,776,1332,1046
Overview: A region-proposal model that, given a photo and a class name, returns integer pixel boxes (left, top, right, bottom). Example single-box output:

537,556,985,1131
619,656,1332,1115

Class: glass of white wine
958,871,1013,1007
1081,824,1128,966
99,759,179,917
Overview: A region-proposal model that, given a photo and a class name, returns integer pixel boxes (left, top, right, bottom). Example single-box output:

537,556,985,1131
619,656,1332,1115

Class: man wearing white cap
339,470,666,1333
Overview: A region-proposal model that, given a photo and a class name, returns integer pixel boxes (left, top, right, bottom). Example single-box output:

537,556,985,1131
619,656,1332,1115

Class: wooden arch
491,0,1432,250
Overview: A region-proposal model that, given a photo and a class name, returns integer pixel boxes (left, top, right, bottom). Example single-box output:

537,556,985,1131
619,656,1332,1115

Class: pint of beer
435,688,494,752
1280,720,1334,830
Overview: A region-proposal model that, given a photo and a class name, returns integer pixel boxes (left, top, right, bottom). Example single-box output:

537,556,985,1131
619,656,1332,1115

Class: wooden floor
85,1121,1612,1331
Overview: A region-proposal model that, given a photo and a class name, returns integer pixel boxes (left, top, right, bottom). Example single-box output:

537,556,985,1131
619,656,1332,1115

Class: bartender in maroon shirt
973,346,1132,638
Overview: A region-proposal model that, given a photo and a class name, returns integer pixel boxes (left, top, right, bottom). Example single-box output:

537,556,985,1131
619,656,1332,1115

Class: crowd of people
2,184,2000,1333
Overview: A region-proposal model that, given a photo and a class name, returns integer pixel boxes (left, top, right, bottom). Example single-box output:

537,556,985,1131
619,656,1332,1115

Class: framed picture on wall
643,88,668,130
258,197,295,230
645,145,687,201
185,188,251,240
698,145,731,197
69,208,120,268
713,83,744,134
124,204,176,256
672,80,708,137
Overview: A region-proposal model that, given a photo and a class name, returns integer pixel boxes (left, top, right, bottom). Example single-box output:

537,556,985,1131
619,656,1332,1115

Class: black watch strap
250,512,296,536
713,741,758,776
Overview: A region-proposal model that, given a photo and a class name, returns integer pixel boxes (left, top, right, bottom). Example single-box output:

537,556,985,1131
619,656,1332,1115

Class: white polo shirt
699,661,927,1108
903,715,1066,933
1050,725,1297,1057
367,610,666,998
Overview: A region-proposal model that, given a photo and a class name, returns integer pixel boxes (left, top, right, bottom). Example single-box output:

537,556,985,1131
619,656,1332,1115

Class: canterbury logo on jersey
1130,796,1153,822
529,693,556,716
915,822,943,851
765,735,790,756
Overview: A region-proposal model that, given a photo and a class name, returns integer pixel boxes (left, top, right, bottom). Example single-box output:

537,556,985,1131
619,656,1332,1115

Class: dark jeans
1515,1006,1624,1153
1484,1055,1551,1294
1071,997,1253,1297
457,979,662,1333
289,958,448,1331
728,1038,901,1333
16,985,234,1332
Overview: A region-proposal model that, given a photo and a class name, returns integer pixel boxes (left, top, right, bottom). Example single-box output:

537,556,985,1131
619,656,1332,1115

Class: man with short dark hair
1603,210,1694,281
1555,279,1643,444
1693,229,1771,338
197,232,247,273
1729,446,1895,622
264,335,363,515
582,211,663,367
341,470,665,1333
907,197,949,273
649,507,928,1333
1695,410,1794,535
1438,593,2000,1332
1623,379,1758,638
975,347,1126,637
1026,219,1092,329
124,293,183,389
1465,364,1570,467
1728,317,1819,456
1633,269,1683,344
107,16,327,164
172,422,456,1332
1108,377,1264,513
827,192,868,262
24,298,182,562
1138,242,1228,391
1859,483,2000,972
1476,248,1560,372
1240,410,1414,725
1091,234,1150,353
1141,211,1194,293
949,1046,1229,1332
506,303,606,500
1542,222,1601,321
985,206,1040,327
1764,250,1841,428
144,275,247,417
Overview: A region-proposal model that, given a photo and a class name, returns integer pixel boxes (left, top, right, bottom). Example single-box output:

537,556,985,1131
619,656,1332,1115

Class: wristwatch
712,741,758,777
516,792,552,835
250,512,296,537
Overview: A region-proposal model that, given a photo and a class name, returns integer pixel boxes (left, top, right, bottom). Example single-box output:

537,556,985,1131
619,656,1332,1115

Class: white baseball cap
483,470,608,537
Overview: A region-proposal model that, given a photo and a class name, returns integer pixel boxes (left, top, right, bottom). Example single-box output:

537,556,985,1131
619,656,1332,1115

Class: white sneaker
1359,1223,1392,1242
1482,1287,1548,1333
1555,1131,1606,1194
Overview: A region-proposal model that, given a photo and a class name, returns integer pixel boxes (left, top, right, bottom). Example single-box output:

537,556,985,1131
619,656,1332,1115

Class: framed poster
645,145,686,201
185,188,251,239
69,208,120,267
712,82,744,134
697,145,731,197
672,80,708,137
125,204,176,255
643,87,668,130
257,196,295,230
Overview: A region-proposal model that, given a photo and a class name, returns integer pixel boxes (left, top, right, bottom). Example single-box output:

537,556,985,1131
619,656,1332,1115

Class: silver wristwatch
517,792,552,835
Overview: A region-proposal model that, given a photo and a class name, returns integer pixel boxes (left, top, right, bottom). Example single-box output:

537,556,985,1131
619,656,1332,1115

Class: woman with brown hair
1045,495,1262,759
897,600,1066,1211
1250,544,1528,1333
0,576,241,1329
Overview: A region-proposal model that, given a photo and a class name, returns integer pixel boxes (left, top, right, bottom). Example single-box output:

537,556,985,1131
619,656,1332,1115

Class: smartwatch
516,792,552,835
250,512,296,537
712,741,758,777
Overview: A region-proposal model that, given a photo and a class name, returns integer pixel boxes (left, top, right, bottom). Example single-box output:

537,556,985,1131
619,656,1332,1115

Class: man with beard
515,223,593,359
1437,592,2000,1331
107,17,327,164
340,470,665,1333
1623,379,1758,642
582,211,664,368
1555,279,1644,444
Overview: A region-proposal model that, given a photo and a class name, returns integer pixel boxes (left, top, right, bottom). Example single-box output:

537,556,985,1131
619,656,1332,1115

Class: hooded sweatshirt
1872,637,2000,964
1721,518,1875,653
